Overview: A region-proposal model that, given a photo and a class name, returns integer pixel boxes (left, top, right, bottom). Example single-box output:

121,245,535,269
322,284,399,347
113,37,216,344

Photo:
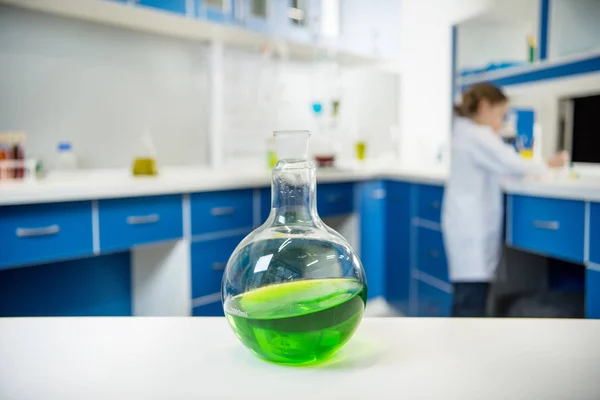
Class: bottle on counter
0,132,26,181
132,133,158,176
56,142,77,172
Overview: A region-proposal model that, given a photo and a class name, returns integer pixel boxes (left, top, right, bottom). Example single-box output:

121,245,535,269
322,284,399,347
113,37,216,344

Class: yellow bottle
132,134,158,176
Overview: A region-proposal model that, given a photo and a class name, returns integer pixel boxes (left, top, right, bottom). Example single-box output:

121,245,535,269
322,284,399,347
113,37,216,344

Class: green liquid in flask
224,278,367,365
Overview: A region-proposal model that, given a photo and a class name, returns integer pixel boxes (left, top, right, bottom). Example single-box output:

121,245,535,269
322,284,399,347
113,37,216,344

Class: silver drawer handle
211,207,235,216
533,220,560,230
127,214,160,225
212,262,227,271
371,188,386,200
430,201,441,209
16,224,60,237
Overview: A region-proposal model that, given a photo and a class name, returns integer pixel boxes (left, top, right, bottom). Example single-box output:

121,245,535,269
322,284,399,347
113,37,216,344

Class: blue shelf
458,51,600,90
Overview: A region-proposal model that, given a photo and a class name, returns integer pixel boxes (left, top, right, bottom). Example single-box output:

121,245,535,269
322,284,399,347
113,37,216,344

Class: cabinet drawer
317,183,355,218
416,278,452,317
190,234,245,299
98,195,183,252
192,301,224,317
190,190,253,236
416,184,444,223
0,201,93,268
586,267,600,319
137,0,188,15
417,227,449,283
589,203,600,264
510,195,585,263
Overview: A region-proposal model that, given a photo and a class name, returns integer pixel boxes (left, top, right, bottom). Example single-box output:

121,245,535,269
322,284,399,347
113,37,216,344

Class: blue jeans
452,282,490,317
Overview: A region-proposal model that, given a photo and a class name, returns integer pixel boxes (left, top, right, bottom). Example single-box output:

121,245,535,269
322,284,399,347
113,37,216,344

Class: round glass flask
222,130,367,365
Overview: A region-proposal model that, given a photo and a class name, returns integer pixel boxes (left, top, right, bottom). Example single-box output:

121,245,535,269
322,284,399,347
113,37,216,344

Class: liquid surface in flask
224,276,366,364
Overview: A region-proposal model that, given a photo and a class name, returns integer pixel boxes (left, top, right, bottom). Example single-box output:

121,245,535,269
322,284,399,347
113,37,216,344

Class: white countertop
1,165,600,206
0,166,448,206
0,317,599,400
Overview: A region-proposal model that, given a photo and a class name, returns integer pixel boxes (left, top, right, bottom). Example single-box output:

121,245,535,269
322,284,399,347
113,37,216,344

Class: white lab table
1,317,599,400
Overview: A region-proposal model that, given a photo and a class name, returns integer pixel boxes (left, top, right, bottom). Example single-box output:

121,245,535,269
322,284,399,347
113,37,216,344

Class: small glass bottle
222,130,367,365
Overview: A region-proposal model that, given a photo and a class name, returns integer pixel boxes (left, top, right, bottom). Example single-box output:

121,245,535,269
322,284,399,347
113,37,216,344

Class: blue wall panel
0,252,132,317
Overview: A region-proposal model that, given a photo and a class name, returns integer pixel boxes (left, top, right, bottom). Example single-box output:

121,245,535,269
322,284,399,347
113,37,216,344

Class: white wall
549,0,600,60
0,5,398,171
221,49,398,169
398,0,491,169
0,5,210,169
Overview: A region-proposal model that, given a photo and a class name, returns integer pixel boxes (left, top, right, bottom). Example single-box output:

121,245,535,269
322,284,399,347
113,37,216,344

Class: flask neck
270,159,319,226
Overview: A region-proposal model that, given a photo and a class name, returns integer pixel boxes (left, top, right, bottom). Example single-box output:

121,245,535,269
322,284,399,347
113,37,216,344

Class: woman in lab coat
442,83,567,317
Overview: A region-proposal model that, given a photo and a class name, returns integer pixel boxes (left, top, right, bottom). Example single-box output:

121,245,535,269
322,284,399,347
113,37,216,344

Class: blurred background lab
0,0,599,319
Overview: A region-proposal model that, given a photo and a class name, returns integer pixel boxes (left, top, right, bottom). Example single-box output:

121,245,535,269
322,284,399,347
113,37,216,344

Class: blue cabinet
586,266,600,319
317,182,354,218
98,195,183,252
196,0,234,24
239,0,272,33
0,201,94,268
385,181,411,313
0,252,132,317
509,195,585,263
190,189,254,236
191,234,246,316
589,203,600,264
259,187,271,224
137,0,189,15
272,0,318,44
359,180,386,300
416,227,449,283
415,277,452,317
415,184,444,223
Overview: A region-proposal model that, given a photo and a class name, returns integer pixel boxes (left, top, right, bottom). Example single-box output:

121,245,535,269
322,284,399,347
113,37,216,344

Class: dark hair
454,83,508,117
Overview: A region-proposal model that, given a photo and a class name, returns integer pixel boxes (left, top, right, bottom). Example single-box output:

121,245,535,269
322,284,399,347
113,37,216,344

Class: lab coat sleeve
470,135,547,177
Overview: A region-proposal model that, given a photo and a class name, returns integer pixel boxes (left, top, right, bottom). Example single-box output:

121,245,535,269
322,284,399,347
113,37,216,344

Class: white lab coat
442,117,546,282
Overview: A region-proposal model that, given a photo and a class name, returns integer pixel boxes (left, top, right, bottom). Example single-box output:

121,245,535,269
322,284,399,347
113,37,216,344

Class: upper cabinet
455,0,540,78
20,0,400,62
548,0,600,60
197,0,234,24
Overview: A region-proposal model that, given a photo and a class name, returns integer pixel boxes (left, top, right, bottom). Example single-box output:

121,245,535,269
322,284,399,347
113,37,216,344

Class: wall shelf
0,0,381,66
458,50,600,89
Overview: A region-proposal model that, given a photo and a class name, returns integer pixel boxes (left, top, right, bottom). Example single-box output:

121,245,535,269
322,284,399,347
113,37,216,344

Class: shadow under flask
222,130,368,365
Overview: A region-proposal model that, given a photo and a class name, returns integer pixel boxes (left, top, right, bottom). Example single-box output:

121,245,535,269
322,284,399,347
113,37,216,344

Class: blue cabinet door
416,227,449,283
0,201,94,268
385,181,411,314
589,203,600,264
272,0,317,44
260,187,271,224
510,195,585,263
239,0,272,33
191,237,231,300
137,0,189,15
416,184,444,223
317,182,355,218
360,180,386,300
586,266,600,319
196,0,234,23
416,277,452,317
